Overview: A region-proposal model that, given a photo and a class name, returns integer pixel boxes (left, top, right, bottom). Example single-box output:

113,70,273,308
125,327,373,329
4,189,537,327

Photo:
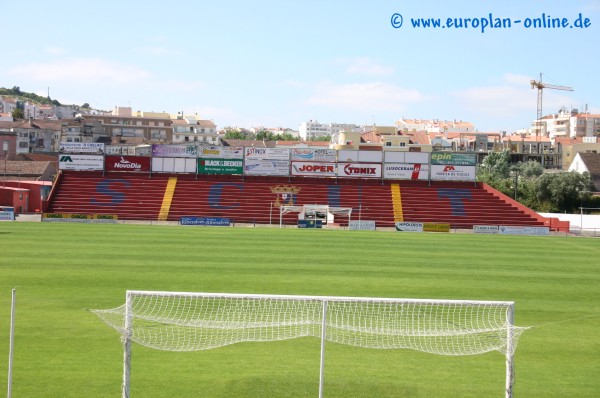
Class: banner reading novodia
291,148,337,162
105,156,151,172
198,158,244,175
383,163,429,180
337,163,382,178
58,154,104,171
291,162,336,177
430,165,476,181
152,144,197,158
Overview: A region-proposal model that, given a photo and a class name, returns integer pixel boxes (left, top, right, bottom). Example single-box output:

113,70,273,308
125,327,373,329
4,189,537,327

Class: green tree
535,171,594,213
518,160,544,178
256,130,276,141
11,108,24,120
477,150,512,182
275,133,298,141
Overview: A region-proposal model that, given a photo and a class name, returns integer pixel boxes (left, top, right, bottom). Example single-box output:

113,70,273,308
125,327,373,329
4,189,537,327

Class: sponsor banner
152,157,197,173
42,213,118,223
198,158,244,175
244,159,290,176
198,146,244,159
180,217,230,226
384,163,429,180
59,142,105,154
105,156,151,172
349,220,376,231
473,225,500,234
58,154,104,171
152,144,197,158
0,211,15,221
298,220,323,228
430,152,477,166
92,214,118,220
291,148,337,162
396,222,423,232
244,147,290,160
430,165,476,181
337,163,382,178
499,226,550,236
423,223,450,232
291,161,336,177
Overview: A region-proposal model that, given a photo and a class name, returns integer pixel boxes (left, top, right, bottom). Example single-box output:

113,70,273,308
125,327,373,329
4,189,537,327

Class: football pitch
0,222,599,397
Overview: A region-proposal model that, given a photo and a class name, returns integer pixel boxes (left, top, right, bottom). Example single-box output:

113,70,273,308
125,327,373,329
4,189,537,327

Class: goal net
92,291,528,397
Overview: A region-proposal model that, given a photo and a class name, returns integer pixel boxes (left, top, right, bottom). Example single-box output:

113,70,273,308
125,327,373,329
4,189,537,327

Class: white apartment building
530,108,600,139
172,115,219,145
298,121,362,140
395,118,475,134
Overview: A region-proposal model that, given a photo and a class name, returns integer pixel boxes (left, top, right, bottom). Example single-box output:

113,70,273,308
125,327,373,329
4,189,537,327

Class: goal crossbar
92,291,528,398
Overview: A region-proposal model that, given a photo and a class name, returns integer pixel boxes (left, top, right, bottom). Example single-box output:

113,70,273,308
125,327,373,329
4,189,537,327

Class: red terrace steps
168,175,396,226
46,172,549,230
397,180,545,229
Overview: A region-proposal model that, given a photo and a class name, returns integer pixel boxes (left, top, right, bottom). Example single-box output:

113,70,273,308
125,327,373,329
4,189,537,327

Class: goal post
92,291,528,398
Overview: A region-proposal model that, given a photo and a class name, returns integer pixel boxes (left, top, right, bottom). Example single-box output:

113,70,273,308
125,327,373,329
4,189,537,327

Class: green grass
0,223,599,397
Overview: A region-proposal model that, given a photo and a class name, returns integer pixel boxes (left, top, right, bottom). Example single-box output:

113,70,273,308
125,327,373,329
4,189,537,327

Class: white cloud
344,57,394,76
44,46,66,56
282,78,306,88
307,81,427,112
8,57,153,84
133,46,179,56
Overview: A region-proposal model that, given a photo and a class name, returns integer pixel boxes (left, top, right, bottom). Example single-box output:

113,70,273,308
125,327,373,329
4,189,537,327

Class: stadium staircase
47,171,564,230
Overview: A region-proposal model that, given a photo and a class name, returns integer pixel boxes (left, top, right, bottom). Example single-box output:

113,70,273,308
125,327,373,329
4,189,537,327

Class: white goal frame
279,204,353,228
94,291,526,398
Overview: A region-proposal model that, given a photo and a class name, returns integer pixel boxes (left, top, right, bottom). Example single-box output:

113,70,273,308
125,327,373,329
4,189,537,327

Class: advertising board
395,222,424,232
430,165,476,181
499,226,550,236
430,152,477,166
337,163,382,178
244,159,290,176
291,162,336,177
105,156,151,172
348,220,376,230
383,163,429,180
198,146,244,159
244,147,290,160
152,144,197,158
180,217,230,226
198,158,243,175
59,142,105,154
291,148,337,162
58,154,104,171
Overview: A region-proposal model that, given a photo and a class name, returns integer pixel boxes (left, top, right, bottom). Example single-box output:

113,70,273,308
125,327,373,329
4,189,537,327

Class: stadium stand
47,171,551,229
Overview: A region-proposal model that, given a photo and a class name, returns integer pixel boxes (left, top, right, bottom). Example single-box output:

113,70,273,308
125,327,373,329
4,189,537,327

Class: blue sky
2,0,599,133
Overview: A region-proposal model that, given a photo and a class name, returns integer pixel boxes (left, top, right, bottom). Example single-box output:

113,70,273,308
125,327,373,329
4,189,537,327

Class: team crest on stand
270,185,301,207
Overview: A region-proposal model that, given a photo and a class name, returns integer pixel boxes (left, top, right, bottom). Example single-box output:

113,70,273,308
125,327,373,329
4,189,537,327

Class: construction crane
530,73,573,139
